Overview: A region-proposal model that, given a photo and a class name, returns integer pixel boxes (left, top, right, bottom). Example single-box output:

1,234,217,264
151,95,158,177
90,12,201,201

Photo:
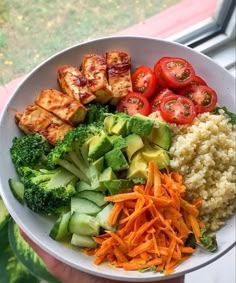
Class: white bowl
0,36,235,282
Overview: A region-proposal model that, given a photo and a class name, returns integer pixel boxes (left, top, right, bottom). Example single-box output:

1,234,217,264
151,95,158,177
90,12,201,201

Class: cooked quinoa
169,111,236,231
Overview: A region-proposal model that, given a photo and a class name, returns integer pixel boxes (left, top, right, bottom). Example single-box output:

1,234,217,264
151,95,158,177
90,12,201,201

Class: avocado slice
146,121,171,150
80,136,95,166
111,118,127,136
104,115,116,134
99,167,117,190
125,134,144,161
109,135,127,150
127,151,148,179
128,114,155,136
103,179,133,195
105,148,129,171
141,145,170,169
92,156,104,173
88,131,113,161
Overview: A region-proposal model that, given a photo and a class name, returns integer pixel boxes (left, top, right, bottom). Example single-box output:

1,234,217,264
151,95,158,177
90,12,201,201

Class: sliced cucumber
76,191,106,207
96,203,115,231
8,178,24,203
69,212,100,236
49,211,71,240
71,234,97,248
71,197,101,215
76,181,93,192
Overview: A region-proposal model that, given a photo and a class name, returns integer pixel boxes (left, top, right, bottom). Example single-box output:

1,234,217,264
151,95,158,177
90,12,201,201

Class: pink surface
0,76,26,113
0,0,217,113
115,0,217,37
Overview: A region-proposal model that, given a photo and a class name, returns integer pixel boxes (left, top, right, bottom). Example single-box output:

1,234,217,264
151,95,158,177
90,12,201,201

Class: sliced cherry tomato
160,95,196,124
175,75,207,94
117,92,151,116
131,66,157,98
160,57,195,88
150,88,175,113
179,85,217,113
153,57,171,88
191,76,207,86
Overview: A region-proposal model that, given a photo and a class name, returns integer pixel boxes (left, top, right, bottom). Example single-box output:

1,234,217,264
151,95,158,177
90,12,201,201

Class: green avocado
88,131,113,161
105,148,129,171
125,134,144,161
92,156,104,173
103,179,133,195
111,118,127,136
127,151,148,179
109,135,127,150
104,115,116,134
146,121,171,150
141,145,170,169
128,114,155,136
99,167,117,183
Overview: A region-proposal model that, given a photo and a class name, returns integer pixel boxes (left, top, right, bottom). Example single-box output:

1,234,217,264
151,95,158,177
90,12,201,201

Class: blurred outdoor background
0,0,179,85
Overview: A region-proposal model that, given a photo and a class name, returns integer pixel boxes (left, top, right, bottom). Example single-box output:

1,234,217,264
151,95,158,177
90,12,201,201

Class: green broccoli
84,103,110,124
199,228,218,252
185,228,218,252
19,166,77,214
47,122,103,183
212,106,236,124
10,133,51,171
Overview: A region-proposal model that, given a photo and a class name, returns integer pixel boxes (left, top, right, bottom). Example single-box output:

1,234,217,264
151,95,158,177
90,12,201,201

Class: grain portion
169,111,236,231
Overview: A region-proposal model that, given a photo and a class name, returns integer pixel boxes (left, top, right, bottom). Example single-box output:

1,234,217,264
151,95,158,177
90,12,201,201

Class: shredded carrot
84,162,203,275
108,202,124,226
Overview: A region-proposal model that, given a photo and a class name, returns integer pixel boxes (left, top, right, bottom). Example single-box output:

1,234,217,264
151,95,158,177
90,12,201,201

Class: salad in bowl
0,36,235,282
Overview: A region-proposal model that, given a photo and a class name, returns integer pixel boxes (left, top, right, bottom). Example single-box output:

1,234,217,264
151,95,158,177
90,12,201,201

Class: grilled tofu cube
57,65,95,104
106,51,133,105
16,104,73,145
82,54,113,104
35,89,87,126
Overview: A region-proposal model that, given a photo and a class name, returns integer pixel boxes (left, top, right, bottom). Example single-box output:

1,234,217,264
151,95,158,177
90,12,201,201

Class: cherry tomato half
160,57,195,88
131,66,157,98
179,85,217,113
150,88,175,113
160,95,196,124
153,57,171,88
117,92,151,116
191,75,207,86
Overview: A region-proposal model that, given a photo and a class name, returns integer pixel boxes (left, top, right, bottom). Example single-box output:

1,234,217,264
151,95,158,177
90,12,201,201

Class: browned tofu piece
17,104,73,145
57,65,95,104
106,51,133,105
82,54,113,104
35,89,87,126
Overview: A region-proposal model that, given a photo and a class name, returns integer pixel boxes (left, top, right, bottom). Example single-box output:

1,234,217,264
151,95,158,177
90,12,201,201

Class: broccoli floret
47,122,103,182
19,166,77,214
10,133,51,171
185,229,218,252
84,103,110,124
199,228,218,252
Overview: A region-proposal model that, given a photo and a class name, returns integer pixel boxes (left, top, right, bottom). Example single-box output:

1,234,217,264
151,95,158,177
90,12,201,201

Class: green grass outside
0,0,179,85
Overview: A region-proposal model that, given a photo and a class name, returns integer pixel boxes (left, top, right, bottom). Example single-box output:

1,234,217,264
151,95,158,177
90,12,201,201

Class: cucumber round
49,211,71,240
76,191,106,207
71,197,101,215
8,178,24,204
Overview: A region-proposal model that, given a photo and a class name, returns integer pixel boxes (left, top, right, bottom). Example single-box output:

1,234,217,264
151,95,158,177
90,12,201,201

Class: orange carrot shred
85,162,204,275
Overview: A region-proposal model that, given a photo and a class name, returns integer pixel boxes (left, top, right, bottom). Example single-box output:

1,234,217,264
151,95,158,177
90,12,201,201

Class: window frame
168,0,235,53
